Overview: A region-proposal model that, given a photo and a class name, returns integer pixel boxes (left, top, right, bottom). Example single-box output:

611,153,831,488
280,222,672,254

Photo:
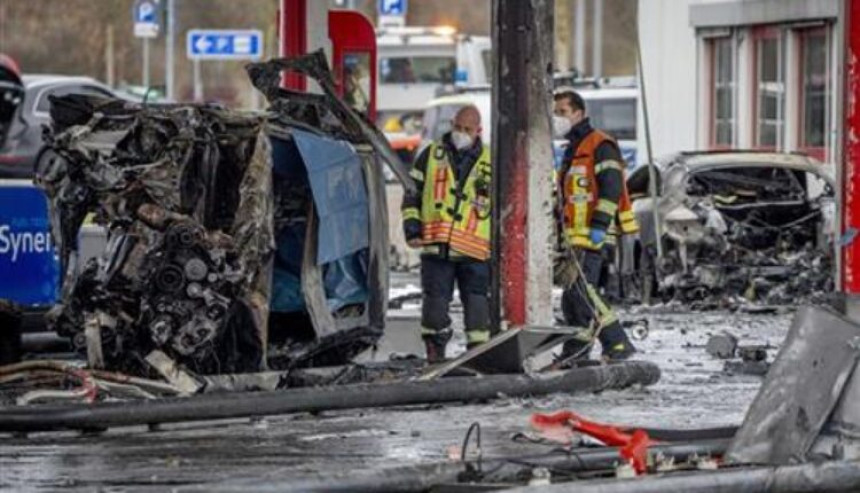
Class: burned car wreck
623,151,836,306
36,52,410,377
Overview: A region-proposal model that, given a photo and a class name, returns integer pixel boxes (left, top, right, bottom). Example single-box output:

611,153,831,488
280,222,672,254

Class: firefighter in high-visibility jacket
552,89,638,361
401,105,492,363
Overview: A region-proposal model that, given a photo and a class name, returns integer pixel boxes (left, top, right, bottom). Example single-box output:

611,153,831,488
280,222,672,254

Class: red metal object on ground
531,410,656,474
842,0,860,293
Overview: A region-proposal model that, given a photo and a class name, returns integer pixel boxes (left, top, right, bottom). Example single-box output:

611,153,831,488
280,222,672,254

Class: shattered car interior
33,52,407,380
624,151,836,306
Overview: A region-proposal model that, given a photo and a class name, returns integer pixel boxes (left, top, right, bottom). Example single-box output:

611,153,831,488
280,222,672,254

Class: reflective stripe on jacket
418,141,492,260
561,130,638,250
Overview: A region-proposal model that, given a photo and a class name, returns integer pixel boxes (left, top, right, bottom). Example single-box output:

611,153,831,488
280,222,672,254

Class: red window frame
751,26,785,151
707,36,734,150
797,26,829,161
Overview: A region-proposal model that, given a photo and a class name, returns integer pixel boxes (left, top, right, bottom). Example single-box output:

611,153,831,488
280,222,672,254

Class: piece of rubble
724,359,770,376
737,345,768,362
705,333,738,359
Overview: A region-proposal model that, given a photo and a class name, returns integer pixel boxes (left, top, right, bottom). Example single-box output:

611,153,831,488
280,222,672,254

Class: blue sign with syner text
0,183,59,307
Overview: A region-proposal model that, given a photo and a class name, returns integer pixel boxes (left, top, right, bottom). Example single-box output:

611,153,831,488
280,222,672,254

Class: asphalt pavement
0,271,795,490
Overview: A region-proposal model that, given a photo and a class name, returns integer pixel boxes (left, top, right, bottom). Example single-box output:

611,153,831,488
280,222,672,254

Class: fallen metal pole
503,459,860,493
183,439,729,492
0,361,660,433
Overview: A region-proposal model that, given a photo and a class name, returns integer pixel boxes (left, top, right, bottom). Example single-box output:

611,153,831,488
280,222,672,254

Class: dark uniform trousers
420,255,490,343
561,248,629,355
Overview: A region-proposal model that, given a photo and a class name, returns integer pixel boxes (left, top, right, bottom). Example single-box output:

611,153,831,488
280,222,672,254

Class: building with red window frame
638,0,840,163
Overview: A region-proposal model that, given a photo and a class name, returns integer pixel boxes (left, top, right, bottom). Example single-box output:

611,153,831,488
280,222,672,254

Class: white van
377,27,491,134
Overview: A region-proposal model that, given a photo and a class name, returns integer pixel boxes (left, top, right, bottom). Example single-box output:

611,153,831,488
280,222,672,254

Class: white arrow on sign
194,36,212,54
187,29,263,60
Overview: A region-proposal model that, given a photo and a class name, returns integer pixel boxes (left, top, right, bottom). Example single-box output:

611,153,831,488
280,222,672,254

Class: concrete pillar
492,0,555,329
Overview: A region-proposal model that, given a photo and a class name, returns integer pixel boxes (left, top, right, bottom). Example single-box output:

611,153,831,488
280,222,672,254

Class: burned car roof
659,151,833,181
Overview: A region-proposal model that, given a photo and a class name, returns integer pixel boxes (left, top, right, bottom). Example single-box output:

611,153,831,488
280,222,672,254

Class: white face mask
451,130,474,150
553,115,573,138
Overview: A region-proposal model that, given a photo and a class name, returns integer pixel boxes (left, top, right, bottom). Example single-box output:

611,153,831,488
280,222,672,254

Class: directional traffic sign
379,0,407,16
133,0,162,38
186,30,264,60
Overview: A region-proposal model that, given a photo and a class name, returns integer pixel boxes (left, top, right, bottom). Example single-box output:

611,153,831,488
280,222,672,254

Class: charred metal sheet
726,306,860,464
260,54,391,369
419,326,580,380
246,50,415,194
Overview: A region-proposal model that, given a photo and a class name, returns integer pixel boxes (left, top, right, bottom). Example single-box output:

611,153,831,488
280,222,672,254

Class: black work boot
422,328,453,364
599,322,637,361
424,338,447,363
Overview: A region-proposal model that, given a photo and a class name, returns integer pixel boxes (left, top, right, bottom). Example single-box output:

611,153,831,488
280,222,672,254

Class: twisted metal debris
38,96,273,375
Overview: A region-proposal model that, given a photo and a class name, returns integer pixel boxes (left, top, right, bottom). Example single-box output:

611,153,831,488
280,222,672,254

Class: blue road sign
187,30,264,60
0,183,59,307
379,0,407,16
133,0,161,38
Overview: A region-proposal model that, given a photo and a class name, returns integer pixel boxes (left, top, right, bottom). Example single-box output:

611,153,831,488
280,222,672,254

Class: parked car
623,151,836,305
0,75,118,178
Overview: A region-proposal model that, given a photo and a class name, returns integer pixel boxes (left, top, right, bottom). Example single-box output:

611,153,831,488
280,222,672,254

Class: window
753,28,786,149
379,56,456,84
709,37,734,148
481,49,493,79
585,97,636,141
422,103,463,141
799,27,830,160
35,84,113,114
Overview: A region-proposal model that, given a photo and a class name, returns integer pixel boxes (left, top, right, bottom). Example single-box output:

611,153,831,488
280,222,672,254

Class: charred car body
36,52,410,376
624,151,836,305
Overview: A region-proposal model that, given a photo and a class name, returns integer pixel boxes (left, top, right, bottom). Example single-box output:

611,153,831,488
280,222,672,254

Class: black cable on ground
0,361,661,433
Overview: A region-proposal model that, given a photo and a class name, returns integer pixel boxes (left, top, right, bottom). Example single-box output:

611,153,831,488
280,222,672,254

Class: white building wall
640,0,842,162
637,0,700,160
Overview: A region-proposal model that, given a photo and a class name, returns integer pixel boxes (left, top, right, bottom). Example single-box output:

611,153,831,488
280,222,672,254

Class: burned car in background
35,52,410,377
623,151,836,306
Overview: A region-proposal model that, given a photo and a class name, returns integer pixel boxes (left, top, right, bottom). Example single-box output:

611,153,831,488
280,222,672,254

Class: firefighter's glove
590,228,606,246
